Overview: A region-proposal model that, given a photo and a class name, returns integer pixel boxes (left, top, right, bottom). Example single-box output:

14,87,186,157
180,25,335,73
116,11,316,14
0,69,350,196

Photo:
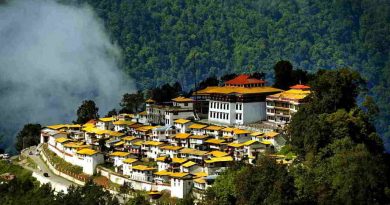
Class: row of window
210,101,230,110
210,111,229,120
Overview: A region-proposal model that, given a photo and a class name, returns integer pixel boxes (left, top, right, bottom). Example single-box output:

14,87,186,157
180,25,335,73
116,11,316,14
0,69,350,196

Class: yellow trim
205,139,225,145
208,151,229,157
171,96,193,102
205,125,223,131
55,137,70,143
132,165,156,171
99,117,115,122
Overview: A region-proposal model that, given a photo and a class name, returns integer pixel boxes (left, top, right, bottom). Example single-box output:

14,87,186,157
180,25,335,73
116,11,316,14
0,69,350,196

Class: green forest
65,0,390,149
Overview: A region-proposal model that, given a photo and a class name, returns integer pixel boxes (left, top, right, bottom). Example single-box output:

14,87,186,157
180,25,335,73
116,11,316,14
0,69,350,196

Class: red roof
290,84,310,89
225,74,265,85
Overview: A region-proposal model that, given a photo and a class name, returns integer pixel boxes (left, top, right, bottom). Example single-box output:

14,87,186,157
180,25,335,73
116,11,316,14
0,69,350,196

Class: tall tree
119,91,145,114
273,60,293,90
75,100,99,124
15,124,42,152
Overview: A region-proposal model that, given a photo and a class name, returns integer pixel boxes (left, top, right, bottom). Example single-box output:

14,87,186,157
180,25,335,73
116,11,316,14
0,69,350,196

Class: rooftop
224,74,265,85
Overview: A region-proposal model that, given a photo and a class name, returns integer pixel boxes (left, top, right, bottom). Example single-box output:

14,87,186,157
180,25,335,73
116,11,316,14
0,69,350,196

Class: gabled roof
132,165,156,171
160,145,183,151
55,137,70,143
172,96,194,102
264,131,280,138
204,156,234,163
77,148,98,156
225,74,265,85
174,119,191,124
205,139,225,145
123,158,137,164
113,120,136,126
205,125,223,131
208,151,229,157
290,84,310,90
99,117,115,122
110,152,131,157
233,129,251,135
188,123,208,129
175,133,192,139
182,161,197,168
122,136,136,141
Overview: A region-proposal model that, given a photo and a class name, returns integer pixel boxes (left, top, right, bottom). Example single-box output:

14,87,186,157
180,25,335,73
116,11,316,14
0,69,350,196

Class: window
227,104,229,109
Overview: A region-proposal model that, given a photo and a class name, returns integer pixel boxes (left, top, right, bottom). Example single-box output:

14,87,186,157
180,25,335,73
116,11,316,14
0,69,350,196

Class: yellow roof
154,170,172,176
63,142,89,149
268,89,310,100
122,136,136,141
113,120,136,125
208,151,229,157
174,119,191,124
47,124,81,130
175,133,192,139
99,117,115,122
172,96,193,102
136,125,156,132
250,132,264,136
221,127,235,132
189,123,208,129
228,142,244,148
133,140,144,146
107,131,125,137
170,172,190,179
161,145,183,151
195,86,282,95
156,156,167,162
205,125,223,131
194,172,208,178
261,140,272,145
145,98,156,103
123,158,137,164
143,141,164,146
242,140,258,146
77,148,98,156
233,129,251,135
265,131,279,138
172,158,188,164
182,161,197,168
110,152,131,157
55,137,70,143
139,111,147,116
205,139,225,145
114,141,125,146
132,165,156,171
204,156,234,163
189,135,208,139
180,148,208,156
194,177,206,184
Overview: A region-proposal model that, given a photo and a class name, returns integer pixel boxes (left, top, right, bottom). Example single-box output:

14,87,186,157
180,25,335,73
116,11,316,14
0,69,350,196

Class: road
19,145,76,187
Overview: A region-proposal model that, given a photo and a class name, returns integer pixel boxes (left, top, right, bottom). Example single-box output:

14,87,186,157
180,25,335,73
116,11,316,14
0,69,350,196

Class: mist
0,0,134,153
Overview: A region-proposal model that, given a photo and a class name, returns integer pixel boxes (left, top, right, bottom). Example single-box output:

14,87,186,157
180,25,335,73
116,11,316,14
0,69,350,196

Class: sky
0,0,134,152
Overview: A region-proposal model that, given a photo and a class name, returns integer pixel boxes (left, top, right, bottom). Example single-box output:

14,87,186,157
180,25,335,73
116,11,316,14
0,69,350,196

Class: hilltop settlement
38,74,310,200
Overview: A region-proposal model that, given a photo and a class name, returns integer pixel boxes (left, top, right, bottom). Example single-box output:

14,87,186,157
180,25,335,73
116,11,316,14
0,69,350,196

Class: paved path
20,146,76,187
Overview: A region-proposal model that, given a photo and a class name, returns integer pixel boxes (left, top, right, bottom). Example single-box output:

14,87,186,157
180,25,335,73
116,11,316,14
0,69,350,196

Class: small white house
76,148,104,175
170,172,193,199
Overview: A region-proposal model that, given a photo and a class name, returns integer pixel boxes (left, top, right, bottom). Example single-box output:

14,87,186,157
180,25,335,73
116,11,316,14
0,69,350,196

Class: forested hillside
69,0,390,149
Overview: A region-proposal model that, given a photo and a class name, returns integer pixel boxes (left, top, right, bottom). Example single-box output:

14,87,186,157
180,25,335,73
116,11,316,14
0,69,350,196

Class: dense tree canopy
75,100,99,124
64,0,390,148
14,124,42,152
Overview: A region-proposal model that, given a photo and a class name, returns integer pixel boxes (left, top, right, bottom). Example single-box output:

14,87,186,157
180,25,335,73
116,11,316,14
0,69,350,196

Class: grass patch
0,160,32,181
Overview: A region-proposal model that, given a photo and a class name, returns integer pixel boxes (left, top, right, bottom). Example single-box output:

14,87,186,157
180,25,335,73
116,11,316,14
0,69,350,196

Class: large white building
194,74,282,125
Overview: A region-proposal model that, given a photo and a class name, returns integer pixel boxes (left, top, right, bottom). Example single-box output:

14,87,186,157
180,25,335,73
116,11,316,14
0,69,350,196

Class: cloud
0,0,134,152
